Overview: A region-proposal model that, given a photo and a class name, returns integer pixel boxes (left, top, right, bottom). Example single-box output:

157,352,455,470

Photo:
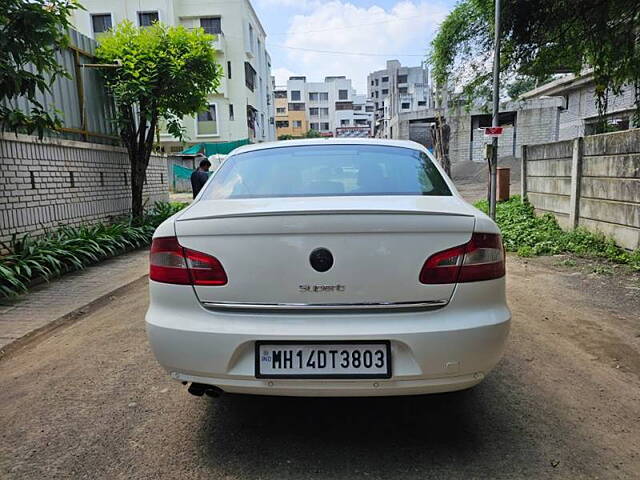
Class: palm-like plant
0,201,187,297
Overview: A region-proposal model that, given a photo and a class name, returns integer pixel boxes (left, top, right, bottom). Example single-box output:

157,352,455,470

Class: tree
0,0,79,137
96,21,221,220
278,134,294,140
304,129,321,138
506,74,552,101
430,0,640,122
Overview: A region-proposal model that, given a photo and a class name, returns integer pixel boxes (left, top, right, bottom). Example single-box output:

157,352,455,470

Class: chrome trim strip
179,211,473,222
201,300,449,311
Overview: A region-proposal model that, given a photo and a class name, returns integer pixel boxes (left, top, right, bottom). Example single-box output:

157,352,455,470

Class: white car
146,139,510,397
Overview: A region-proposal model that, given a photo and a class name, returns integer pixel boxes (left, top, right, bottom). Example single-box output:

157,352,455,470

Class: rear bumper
145,279,511,397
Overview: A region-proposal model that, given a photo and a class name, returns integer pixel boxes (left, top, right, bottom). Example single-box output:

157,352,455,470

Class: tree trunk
119,104,157,223
130,152,148,222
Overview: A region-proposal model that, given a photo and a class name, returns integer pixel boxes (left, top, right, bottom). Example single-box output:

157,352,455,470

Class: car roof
229,138,427,156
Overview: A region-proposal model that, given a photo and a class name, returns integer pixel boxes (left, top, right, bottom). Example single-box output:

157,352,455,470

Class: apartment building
281,76,372,137
274,86,308,137
350,94,375,136
72,0,275,153
367,60,430,138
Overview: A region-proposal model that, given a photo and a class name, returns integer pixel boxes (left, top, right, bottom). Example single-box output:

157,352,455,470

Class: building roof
520,70,594,99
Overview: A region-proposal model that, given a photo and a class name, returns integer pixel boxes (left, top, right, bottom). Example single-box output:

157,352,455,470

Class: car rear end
145,140,511,396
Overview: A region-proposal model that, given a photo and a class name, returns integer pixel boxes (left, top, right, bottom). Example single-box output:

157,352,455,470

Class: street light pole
489,0,501,220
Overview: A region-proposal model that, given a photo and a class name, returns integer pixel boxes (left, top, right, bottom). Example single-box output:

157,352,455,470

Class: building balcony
335,101,353,111
211,32,225,52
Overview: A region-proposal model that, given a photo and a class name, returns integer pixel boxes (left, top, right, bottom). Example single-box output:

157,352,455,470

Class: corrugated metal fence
2,28,119,145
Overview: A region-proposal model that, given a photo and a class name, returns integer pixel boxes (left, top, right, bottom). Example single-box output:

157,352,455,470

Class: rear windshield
201,144,451,199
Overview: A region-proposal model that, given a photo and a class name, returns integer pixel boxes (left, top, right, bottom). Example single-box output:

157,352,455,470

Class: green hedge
0,201,187,298
475,196,640,269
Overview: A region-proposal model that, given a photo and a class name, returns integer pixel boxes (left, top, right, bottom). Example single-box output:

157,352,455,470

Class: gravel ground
0,257,639,479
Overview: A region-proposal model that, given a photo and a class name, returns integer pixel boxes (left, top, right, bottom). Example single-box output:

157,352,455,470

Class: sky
252,0,456,93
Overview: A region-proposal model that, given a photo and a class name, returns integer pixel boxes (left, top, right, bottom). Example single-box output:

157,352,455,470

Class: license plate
255,341,392,379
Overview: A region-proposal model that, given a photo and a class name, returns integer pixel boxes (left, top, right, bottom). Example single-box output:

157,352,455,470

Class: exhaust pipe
187,382,223,398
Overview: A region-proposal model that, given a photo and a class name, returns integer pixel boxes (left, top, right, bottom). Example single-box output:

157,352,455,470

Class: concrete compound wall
0,134,169,247
418,97,563,164
523,129,640,250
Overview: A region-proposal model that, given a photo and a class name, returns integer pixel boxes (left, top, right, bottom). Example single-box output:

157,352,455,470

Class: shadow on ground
193,368,570,479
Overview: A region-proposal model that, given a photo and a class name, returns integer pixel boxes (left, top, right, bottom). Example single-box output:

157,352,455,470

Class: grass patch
474,196,640,270
0,201,187,298
557,259,577,267
591,265,614,275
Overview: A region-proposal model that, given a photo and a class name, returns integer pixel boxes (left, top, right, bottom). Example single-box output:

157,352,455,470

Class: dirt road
1,257,639,479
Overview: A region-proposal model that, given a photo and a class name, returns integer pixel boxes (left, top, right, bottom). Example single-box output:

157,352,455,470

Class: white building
72,0,275,153
286,76,372,136
367,60,430,138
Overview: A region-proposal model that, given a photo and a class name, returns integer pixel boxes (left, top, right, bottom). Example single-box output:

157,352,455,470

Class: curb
0,274,149,361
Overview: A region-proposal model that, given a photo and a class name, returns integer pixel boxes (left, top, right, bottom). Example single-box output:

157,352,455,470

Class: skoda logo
309,248,334,272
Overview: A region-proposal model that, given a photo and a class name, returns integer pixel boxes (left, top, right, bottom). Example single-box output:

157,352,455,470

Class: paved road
1,257,639,479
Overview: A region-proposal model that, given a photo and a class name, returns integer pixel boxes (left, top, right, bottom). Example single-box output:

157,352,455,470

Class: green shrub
475,196,640,270
0,201,187,297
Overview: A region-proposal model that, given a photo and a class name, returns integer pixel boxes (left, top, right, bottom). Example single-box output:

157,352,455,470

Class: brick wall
0,134,169,247
524,129,640,250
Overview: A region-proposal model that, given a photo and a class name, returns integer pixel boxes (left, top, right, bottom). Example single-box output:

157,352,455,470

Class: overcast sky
252,0,455,93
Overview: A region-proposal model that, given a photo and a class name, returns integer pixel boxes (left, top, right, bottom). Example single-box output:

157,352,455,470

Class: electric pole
489,0,501,220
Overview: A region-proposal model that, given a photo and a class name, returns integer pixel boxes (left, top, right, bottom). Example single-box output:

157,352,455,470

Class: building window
227,61,231,79
274,90,287,98
244,62,256,91
293,120,302,128
375,91,379,98
340,119,350,126
418,100,426,106
200,17,221,35
319,92,328,101
290,90,301,101
288,103,305,111
276,107,286,114
229,104,234,121
375,79,379,86
382,89,389,95
309,92,319,101
338,89,348,100
354,105,362,111
397,74,408,83
366,106,374,112
398,87,408,94
382,76,389,82
371,80,375,86
320,122,330,131
248,23,254,51
197,104,218,136
138,11,159,27
310,122,319,130
335,102,352,111
276,120,289,128
319,108,328,115
401,102,410,109
309,107,319,116
91,14,112,35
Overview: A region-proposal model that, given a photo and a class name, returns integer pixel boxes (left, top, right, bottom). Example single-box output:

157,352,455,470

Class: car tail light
419,232,505,284
150,236,227,286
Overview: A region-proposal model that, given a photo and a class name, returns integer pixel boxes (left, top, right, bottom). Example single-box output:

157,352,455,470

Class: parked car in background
146,139,511,397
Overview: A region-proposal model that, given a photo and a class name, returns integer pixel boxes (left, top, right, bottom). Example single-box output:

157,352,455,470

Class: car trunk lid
175,196,476,307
